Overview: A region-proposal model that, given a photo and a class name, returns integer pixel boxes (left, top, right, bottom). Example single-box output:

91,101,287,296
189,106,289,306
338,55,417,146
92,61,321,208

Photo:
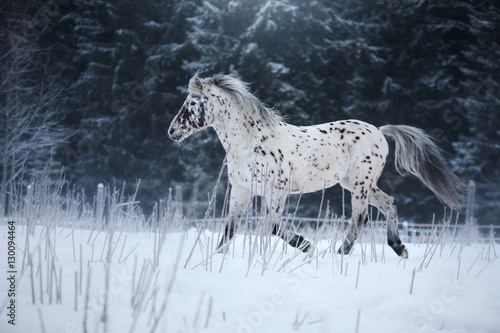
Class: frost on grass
0,178,499,333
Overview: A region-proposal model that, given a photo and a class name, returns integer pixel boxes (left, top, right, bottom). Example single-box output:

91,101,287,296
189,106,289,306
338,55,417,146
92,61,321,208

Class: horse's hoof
216,243,228,254
299,241,312,253
400,246,409,259
337,244,353,255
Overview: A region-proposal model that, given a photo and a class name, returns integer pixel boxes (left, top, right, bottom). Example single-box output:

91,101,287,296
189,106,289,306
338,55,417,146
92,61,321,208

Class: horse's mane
189,73,283,124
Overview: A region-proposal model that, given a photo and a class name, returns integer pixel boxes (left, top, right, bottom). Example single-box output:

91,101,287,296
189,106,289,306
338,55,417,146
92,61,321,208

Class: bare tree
0,15,69,217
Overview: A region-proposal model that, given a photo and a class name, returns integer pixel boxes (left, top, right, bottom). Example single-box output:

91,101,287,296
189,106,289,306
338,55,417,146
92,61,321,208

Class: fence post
26,183,34,234
96,183,105,228
174,184,183,222
466,180,476,225
464,180,476,245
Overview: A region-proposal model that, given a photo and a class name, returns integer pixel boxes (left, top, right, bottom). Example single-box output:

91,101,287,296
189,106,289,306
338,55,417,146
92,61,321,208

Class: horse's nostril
169,128,175,135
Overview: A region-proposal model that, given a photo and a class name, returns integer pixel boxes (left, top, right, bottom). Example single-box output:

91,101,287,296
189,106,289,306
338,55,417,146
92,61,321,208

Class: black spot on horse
254,146,266,156
270,151,278,163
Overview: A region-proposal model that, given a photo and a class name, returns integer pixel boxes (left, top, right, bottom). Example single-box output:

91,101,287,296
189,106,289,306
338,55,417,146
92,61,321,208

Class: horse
168,73,467,258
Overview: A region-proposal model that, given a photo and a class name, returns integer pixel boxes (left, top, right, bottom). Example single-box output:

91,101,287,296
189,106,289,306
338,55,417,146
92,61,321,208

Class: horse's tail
380,125,467,209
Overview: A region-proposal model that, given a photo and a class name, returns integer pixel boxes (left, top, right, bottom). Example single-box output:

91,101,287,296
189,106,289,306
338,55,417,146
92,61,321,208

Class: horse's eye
190,101,196,106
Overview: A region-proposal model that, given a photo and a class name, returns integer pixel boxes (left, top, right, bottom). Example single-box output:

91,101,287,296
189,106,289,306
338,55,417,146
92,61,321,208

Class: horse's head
169,77,212,142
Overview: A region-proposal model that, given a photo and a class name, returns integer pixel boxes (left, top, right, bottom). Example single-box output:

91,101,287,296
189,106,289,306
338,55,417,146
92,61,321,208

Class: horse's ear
189,76,204,95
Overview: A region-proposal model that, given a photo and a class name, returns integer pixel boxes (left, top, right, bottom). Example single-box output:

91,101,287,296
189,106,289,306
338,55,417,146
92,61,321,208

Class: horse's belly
289,167,341,194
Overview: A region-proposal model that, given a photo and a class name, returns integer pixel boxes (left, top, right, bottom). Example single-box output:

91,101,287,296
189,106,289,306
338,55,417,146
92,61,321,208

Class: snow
267,62,290,75
1,223,499,333
143,21,163,29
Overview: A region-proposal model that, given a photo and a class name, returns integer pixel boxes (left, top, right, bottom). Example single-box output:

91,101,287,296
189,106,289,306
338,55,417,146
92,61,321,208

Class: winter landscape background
1,1,500,333
1,0,499,223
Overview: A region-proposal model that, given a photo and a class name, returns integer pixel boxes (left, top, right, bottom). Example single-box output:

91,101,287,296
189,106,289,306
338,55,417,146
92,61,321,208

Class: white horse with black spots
169,74,467,258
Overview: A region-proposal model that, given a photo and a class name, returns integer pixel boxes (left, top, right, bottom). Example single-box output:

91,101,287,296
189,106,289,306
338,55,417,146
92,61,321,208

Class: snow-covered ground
1,220,499,333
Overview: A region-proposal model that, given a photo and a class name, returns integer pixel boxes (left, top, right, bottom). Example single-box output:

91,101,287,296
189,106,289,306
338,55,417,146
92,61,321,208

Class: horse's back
308,119,388,159
276,119,388,193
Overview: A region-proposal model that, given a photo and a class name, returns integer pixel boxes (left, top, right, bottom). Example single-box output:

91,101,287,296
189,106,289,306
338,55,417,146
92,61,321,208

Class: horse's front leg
271,224,311,252
267,192,311,253
216,185,251,252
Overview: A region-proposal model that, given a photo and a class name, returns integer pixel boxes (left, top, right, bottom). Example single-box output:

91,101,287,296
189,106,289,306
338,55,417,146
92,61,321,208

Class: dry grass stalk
74,270,78,311
409,268,416,294
355,309,361,333
204,296,213,328
149,235,184,333
29,254,36,305
355,260,361,289
475,258,496,278
83,267,92,333
184,157,227,268
37,305,47,333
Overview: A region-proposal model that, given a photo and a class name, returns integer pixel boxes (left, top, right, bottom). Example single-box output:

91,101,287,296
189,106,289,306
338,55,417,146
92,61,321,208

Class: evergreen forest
1,0,499,224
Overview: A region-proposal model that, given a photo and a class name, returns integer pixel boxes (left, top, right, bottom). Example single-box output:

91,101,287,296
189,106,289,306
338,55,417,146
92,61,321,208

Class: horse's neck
211,93,274,153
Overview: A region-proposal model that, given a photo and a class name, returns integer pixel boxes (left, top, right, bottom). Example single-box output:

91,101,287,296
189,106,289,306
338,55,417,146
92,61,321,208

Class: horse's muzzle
168,127,182,141
170,124,189,142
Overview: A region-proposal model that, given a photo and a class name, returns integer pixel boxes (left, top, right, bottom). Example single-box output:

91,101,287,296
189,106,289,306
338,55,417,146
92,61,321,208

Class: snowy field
1,215,499,333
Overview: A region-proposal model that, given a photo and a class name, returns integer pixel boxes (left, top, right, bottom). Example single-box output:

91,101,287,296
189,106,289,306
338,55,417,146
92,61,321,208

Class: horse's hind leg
338,194,369,255
368,187,408,258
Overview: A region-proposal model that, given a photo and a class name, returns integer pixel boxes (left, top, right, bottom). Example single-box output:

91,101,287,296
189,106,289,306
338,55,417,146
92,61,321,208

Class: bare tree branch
0,10,70,216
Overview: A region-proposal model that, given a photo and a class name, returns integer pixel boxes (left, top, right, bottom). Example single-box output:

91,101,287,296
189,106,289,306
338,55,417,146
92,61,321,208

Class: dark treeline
2,0,499,224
